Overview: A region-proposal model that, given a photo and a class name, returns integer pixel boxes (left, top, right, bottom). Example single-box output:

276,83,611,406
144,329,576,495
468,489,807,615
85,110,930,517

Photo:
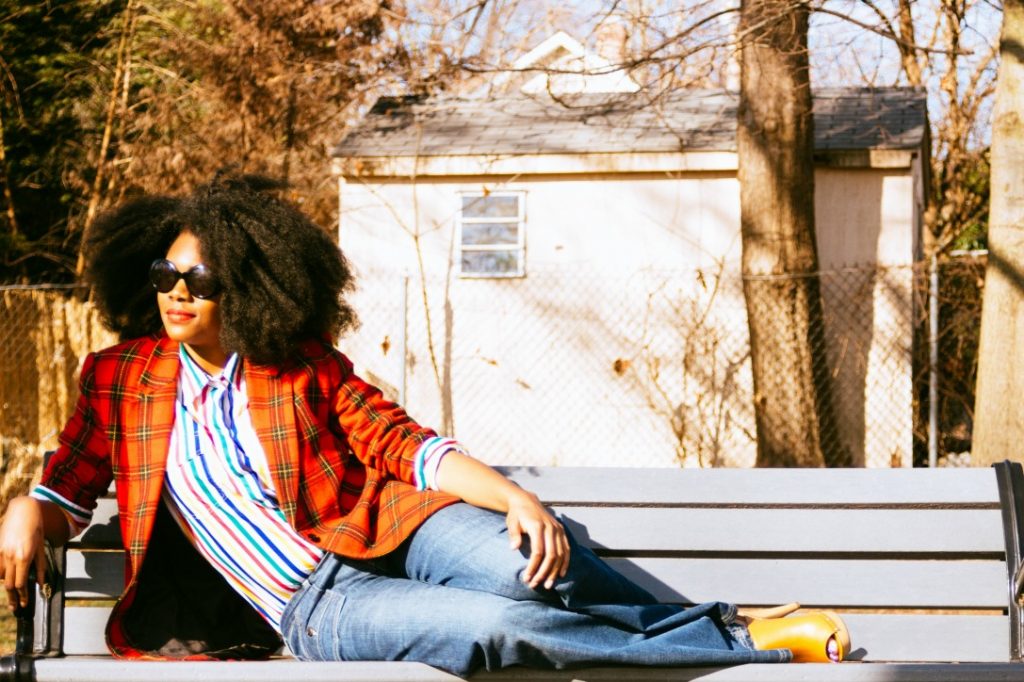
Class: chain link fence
344,258,986,469
0,286,116,508
924,252,986,467
0,257,989,508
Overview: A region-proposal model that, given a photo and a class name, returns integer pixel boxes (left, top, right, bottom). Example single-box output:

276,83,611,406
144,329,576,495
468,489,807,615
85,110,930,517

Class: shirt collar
178,345,241,405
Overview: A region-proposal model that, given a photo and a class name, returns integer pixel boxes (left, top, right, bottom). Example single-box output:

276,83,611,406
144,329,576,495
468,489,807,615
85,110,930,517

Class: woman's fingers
559,528,571,577
2,558,14,611
13,556,29,608
538,522,562,589
507,515,524,551
522,518,569,589
1,496,46,610
522,520,545,587
506,492,572,589
3,551,29,610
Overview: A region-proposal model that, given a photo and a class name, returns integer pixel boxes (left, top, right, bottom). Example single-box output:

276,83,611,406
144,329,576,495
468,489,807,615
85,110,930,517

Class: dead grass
0,609,16,653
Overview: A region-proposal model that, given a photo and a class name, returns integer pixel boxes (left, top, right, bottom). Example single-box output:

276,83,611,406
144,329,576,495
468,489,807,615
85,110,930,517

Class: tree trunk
737,0,849,467
971,0,1024,466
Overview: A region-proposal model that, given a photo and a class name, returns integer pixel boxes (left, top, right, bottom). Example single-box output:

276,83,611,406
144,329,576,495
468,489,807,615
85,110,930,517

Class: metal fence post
399,271,409,407
929,253,939,468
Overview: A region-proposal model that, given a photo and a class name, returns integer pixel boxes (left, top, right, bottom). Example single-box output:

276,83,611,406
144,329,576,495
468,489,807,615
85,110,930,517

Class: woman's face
157,231,225,364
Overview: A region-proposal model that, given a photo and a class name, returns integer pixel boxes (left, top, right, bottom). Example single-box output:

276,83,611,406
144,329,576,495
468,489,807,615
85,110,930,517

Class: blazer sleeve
33,353,113,533
325,348,437,486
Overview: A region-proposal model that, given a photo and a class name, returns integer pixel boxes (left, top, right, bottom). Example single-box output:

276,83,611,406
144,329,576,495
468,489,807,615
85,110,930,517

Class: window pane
462,250,521,275
461,195,519,218
462,222,519,246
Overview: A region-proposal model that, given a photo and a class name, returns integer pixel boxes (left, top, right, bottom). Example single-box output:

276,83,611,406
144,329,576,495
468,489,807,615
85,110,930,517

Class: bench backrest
45,464,1024,663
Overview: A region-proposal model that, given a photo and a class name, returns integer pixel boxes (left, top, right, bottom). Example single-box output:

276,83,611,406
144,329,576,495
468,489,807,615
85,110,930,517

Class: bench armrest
995,460,1024,662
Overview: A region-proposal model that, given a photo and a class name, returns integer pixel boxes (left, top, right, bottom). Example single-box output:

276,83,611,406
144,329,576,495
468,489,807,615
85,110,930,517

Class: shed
331,69,928,468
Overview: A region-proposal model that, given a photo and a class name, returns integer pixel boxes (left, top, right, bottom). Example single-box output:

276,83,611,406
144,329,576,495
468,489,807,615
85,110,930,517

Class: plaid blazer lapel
123,338,179,571
244,360,300,524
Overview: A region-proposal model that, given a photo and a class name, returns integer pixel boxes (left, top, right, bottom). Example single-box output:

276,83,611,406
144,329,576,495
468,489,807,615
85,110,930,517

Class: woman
0,175,848,676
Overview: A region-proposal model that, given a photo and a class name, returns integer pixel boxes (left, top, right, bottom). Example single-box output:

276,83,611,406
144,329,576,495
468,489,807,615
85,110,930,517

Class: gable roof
484,30,641,96
333,88,927,160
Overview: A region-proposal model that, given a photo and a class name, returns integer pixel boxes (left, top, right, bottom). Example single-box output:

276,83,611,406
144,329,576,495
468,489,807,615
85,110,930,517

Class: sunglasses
149,259,222,299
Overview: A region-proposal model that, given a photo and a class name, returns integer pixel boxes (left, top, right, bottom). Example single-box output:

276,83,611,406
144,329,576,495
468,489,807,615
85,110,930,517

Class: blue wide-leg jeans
281,503,789,677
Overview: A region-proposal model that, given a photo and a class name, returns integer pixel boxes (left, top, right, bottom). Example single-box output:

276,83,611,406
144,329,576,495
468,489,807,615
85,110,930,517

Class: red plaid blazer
41,333,457,657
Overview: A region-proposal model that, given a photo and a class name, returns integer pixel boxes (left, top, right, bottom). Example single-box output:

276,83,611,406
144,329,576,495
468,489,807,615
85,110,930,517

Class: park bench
2,462,1024,681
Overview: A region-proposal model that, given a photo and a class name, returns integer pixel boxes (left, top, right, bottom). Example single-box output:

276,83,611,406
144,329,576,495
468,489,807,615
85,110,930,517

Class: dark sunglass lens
185,265,220,299
149,259,179,293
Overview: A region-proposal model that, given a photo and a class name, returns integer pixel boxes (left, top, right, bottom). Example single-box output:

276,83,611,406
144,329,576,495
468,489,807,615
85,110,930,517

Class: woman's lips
165,310,196,323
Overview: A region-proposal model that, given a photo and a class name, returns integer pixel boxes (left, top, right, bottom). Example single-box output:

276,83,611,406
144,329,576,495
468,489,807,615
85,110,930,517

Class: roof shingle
333,88,927,158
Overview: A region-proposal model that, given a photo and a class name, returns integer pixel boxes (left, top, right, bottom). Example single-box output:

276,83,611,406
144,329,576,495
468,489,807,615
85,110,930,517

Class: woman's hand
0,496,48,611
505,489,570,590
433,451,572,589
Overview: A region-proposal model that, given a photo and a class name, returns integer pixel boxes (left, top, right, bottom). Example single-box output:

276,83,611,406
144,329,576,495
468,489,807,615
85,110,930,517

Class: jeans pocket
304,587,347,661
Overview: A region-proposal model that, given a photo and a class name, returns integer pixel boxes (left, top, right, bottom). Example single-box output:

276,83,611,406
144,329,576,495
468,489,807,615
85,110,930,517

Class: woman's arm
321,349,569,586
434,452,570,590
2,352,112,611
0,496,71,610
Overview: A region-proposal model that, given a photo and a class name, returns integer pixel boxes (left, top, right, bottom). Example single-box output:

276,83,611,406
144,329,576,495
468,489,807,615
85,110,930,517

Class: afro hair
82,174,358,365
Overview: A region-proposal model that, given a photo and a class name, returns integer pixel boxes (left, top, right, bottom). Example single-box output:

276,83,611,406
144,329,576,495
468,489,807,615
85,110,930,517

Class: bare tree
815,0,997,253
924,0,998,254
65,0,414,233
972,0,1024,466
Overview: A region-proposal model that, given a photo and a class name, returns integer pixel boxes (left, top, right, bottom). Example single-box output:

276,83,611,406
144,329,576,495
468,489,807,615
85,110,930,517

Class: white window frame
457,190,526,279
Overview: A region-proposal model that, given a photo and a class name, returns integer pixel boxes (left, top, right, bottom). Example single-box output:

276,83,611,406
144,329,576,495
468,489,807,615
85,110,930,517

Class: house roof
333,88,927,160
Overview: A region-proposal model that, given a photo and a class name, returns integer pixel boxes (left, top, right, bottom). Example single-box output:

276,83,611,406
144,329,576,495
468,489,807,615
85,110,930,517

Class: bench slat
34,658,464,682
73,498,120,547
479,663,1024,681
842,614,1010,662
557,508,1006,553
500,467,1001,505
63,550,1009,609
74,469,1005,550
31,659,1024,682
73,498,1009,555
62,606,1011,664
64,551,123,599
63,606,109,655
608,557,1009,608
480,663,1024,681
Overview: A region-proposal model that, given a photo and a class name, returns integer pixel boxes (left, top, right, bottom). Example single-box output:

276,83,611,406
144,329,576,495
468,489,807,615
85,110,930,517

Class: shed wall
337,167,917,467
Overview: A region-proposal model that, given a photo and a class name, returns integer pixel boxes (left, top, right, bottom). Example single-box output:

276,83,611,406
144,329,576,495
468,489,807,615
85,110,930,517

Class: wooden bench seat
3,463,1024,681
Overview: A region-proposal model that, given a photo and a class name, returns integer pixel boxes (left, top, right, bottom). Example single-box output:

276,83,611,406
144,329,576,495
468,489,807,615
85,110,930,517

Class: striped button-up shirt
161,349,324,630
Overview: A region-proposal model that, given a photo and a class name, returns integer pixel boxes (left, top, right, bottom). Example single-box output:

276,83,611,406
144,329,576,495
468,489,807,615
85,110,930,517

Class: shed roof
333,87,927,159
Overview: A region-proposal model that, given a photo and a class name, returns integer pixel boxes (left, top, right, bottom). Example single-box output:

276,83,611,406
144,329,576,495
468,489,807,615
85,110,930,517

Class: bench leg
0,542,66,681
0,653,34,682
0,596,37,681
